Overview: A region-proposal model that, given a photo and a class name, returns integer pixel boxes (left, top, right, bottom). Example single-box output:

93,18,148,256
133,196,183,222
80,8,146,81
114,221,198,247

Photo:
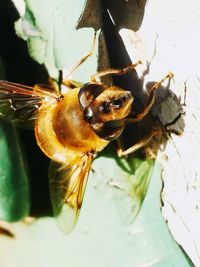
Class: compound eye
111,94,129,109
99,101,111,113
112,99,123,109
83,107,94,124
78,83,105,110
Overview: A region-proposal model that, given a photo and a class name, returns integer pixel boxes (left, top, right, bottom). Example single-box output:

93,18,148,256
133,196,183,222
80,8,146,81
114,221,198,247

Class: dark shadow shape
104,0,147,31
100,2,185,160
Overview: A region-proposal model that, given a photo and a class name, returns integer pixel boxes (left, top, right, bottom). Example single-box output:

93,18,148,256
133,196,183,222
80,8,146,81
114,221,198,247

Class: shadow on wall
99,0,185,159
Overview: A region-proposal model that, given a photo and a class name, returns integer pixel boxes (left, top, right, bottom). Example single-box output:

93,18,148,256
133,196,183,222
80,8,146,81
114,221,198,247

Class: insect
0,62,173,233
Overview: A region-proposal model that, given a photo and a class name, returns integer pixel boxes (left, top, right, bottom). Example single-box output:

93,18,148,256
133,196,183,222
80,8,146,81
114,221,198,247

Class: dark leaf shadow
99,2,185,161
0,0,52,217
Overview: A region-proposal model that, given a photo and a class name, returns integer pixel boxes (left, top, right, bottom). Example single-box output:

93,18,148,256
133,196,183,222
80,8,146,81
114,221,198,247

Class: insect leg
63,32,97,79
125,72,174,123
116,129,161,157
62,79,83,89
90,60,142,82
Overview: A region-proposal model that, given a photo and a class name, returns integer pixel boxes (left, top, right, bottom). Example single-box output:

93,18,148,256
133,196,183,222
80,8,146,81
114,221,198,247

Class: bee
0,62,173,233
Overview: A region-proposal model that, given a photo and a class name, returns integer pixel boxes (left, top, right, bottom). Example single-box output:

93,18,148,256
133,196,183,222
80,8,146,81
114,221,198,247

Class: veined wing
0,80,57,128
49,153,93,234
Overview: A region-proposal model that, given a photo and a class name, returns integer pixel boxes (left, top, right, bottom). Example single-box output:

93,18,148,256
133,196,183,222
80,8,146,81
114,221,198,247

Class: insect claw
167,71,174,79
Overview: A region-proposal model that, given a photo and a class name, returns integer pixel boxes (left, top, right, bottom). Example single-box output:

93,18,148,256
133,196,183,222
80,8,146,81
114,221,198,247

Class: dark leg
90,60,142,82
126,72,174,123
117,72,174,156
116,129,162,157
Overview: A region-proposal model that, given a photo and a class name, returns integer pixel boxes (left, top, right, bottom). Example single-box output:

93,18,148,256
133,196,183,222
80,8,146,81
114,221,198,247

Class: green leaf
0,58,30,221
0,154,193,267
95,147,155,224
15,0,99,80
0,122,30,221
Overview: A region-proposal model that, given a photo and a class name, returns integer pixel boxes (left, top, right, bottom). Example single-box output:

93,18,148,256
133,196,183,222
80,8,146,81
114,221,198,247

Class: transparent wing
0,80,56,128
49,153,93,234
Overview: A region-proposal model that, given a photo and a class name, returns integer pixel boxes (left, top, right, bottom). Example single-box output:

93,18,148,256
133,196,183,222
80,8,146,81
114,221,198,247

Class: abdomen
35,88,108,163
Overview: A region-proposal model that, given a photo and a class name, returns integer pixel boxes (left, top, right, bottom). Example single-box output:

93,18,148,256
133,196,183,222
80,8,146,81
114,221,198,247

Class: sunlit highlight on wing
49,153,93,234
0,80,56,128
